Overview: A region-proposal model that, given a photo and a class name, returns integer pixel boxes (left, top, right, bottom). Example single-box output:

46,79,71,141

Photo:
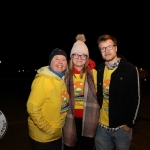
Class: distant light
144,79,147,81
35,69,37,71
0,61,1,63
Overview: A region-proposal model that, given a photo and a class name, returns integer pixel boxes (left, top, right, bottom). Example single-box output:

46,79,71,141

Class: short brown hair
97,34,117,46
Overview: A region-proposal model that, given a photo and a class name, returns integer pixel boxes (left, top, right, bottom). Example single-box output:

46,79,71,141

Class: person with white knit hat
63,34,100,150
70,40,89,57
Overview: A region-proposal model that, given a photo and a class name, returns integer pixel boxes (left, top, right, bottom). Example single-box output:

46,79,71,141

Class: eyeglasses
72,54,87,60
100,45,116,53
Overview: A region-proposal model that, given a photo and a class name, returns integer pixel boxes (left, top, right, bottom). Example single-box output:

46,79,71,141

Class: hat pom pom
75,34,86,42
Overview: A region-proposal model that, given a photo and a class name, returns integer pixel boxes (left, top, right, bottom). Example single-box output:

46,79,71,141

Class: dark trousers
63,118,95,150
32,138,62,150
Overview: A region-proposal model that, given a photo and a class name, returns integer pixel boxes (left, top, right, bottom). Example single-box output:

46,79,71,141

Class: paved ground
0,78,150,150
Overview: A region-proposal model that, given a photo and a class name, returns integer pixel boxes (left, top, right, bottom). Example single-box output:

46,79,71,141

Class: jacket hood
36,66,64,80
87,58,96,70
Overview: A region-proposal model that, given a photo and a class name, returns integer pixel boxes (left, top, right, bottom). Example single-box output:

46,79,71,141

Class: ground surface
0,78,150,150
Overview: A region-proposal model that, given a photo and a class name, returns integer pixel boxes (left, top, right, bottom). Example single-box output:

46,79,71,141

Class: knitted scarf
63,70,100,147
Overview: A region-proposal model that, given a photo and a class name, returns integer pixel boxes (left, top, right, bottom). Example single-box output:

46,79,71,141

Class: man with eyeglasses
95,34,140,150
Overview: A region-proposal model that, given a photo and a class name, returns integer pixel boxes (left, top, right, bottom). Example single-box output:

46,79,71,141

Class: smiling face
72,52,87,71
50,55,67,73
98,39,118,65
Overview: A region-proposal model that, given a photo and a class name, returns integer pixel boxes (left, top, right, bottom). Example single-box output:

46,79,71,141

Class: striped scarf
63,70,100,147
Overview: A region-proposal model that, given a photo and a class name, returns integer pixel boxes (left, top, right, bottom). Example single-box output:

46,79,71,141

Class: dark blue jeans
95,125,132,150
33,138,62,150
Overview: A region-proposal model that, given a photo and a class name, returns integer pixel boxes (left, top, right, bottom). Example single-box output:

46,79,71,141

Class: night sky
1,2,150,73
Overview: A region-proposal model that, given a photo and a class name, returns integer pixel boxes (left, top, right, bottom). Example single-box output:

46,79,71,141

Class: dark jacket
97,55,140,128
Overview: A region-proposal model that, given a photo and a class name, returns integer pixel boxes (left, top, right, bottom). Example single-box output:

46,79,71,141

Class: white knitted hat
70,34,89,57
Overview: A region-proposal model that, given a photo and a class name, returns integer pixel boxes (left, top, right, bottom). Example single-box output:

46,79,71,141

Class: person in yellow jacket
27,48,69,150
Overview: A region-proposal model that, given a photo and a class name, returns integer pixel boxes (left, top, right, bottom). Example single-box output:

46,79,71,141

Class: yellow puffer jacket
27,66,69,142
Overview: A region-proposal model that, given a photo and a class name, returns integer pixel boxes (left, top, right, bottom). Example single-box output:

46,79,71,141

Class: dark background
0,3,150,150
1,1,150,77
